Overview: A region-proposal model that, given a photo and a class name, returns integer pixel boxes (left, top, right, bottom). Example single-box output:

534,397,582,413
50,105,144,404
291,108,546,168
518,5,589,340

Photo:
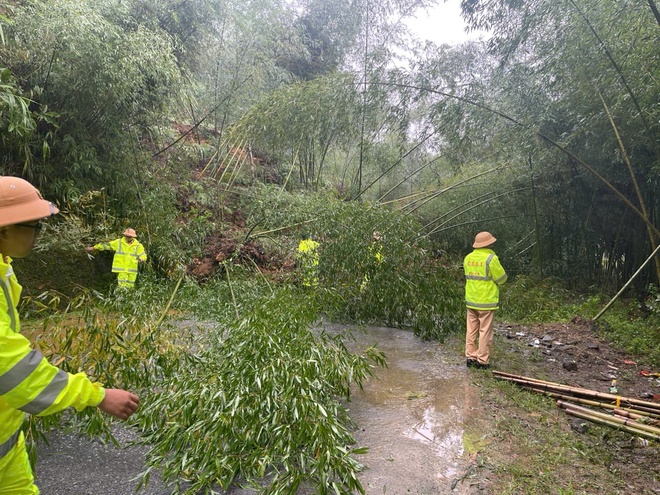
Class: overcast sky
404,0,487,46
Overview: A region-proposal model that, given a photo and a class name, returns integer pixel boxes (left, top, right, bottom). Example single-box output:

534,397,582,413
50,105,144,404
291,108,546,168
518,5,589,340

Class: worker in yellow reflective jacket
86,228,147,288
296,233,320,287
464,231,507,370
0,176,139,493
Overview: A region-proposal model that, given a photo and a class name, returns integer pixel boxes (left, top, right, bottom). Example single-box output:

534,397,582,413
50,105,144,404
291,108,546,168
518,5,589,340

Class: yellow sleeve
94,238,120,252
490,256,508,285
136,241,147,262
0,325,105,416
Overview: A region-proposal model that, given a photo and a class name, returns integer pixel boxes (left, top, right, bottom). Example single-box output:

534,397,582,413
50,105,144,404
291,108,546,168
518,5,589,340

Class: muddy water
326,323,481,495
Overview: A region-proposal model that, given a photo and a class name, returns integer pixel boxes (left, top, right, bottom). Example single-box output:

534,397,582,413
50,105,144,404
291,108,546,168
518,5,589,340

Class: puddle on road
324,323,481,495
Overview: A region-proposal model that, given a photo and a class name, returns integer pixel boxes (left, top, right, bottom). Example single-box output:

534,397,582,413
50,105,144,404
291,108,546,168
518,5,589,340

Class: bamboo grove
1,0,659,493
1,0,658,293
0,0,660,290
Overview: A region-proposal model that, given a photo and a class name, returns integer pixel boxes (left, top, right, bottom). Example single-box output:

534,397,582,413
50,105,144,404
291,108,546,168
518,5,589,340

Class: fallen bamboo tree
557,401,660,437
493,371,660,413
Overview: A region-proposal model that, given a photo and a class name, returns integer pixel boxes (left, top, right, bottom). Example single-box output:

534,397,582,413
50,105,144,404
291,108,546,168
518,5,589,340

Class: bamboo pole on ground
493,370,560,385
613,409,660,425
564,408,660,441
493,371,660,412
557,401,660,436
497,377,660,416
524,386,660,420
518,380,660,415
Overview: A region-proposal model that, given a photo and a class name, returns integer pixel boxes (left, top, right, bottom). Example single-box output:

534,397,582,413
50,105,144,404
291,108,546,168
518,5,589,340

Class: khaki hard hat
122,228,137,238
473,231,497,248
0,176,59,228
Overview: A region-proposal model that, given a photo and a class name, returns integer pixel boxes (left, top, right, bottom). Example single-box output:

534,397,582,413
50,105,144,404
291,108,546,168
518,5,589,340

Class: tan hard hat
122,228,137,238
0,176,59,228
473,231,497,248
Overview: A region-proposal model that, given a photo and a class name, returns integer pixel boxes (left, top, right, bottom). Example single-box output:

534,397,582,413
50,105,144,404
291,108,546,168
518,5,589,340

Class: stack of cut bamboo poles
493,371,660,441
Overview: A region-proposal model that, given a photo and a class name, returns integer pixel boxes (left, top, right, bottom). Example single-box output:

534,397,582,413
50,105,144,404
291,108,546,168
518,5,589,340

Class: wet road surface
36,324,480,494
333,324,481,495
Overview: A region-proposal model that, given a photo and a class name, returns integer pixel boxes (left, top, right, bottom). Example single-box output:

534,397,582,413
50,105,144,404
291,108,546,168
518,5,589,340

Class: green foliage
109,0,228,72
231,73,361,187
277,0,362,80
596,308,660,368
414,163,537,278
20,266,396,493
20,286,187,464
237,185,464,339
134,184,204,275
2,0,183,201
499,275,585,323
0,67,58,174
0,66,34,137
644,284,660,317
316,201,463,340
137,288,384,494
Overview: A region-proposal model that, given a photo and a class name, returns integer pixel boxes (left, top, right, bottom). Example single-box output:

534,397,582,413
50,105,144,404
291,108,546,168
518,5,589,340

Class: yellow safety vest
297,239,319,265
0,256,105,468
369,242,383,264
95,238,147,287
464,248,507,310
297,239,319,287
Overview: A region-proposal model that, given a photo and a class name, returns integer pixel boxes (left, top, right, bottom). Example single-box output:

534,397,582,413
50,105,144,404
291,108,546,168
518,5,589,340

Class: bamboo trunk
493,372,660,412
613,408,660,425
557,401,660,436
494,370,565,386
525,386,660,420
564,408,660,441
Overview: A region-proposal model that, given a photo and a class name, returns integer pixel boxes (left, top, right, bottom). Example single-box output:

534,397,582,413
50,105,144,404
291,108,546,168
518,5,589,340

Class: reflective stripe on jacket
0,256,105,466
463,248,507,310
94,238,147,274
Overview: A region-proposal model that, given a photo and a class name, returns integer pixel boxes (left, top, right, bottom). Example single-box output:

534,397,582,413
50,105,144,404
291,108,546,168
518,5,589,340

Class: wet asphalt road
35,425,274,495
35,426,174,495
34,324,478,495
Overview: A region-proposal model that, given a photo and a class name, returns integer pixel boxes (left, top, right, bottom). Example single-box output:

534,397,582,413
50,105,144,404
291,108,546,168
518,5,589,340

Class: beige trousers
465,308,495,365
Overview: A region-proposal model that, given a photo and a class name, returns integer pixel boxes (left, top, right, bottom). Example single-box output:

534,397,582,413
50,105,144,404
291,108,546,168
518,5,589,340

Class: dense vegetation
2,0,659,493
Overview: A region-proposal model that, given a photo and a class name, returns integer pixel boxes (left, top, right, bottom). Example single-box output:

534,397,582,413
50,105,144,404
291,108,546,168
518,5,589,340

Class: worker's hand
98,389,140,420
85,246,96,253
